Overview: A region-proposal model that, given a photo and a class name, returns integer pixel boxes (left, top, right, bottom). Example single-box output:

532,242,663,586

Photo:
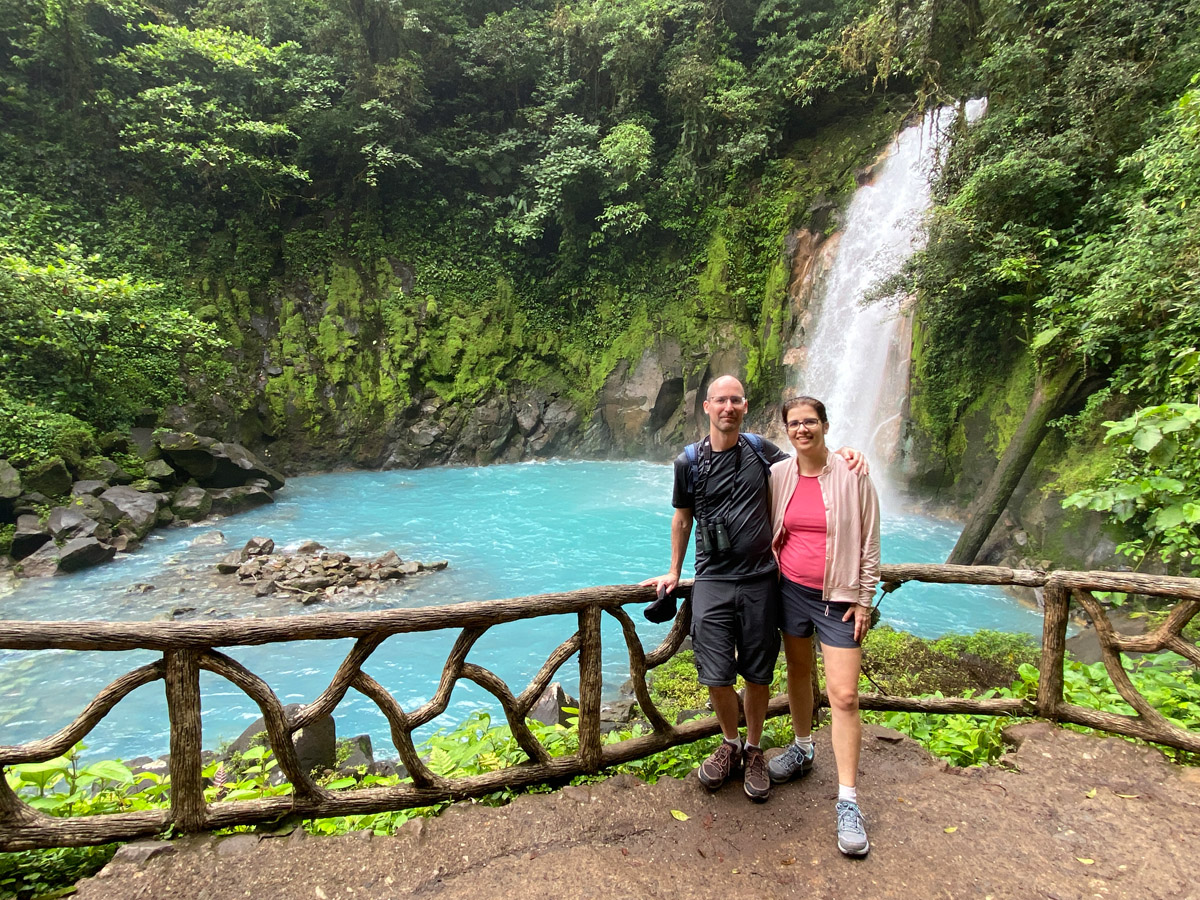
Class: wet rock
254,579,277,597
143,459,177,483
23,457,72,498
295,540,325,554
420,559,449,571
226,703,336,775
99,486,160,538
11,515,51,560
216,551,244,574
0,460,20,521
108,534,140,553
339,734,374,772
243,536,275,557
156,433,285,490
16,542,60,577
127,582,156,594
209,486,274,517
79,457,133,485
170,485,212,522
46,506,100,541
57,537,117,573
71,480,108,498
190,531,225,547
529,682,578,728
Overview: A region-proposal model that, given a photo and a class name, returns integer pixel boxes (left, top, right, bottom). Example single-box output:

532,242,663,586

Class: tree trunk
947,366,1083,565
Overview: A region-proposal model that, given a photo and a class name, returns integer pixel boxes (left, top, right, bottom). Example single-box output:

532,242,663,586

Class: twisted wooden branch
408,627,486,729
294,633,387,728
350,671,445,791
513,632,582,716
198,651,328,802
0,661,164,766
460,663,552,765
605,606,671,734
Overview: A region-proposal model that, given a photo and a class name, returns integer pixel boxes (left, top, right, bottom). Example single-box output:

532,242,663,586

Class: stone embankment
213,536,449,603
1,431,284,578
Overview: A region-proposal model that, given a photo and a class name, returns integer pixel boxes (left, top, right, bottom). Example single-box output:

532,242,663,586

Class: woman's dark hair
781,396,828,425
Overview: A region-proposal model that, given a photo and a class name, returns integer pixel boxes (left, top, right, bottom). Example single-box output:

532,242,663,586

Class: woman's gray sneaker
767,741,814,783
835,800,870,856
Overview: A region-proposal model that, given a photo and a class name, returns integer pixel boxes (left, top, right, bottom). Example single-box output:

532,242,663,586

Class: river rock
191,530,225,547
143,459,177,483
171,486,212,522
209,486,274,517
295,540,325,554
57,537,117,573
226,703,336,775
0,460,20,501
71,480,108,498
156,433,285,490
529,682,578,728
46,506,100,541
338,735,374,772
243,536,275,557
23,457,72,498
16,542,60,577
78,457,133,485
11,515,51,560
99,486,160,538
216,551,244,573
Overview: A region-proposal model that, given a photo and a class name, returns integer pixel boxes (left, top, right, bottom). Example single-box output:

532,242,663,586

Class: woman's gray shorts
690,573,781,686
780,576,861,649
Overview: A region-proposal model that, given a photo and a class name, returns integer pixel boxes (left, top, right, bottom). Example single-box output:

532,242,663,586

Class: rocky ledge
2,431,285,578
214,537,448,604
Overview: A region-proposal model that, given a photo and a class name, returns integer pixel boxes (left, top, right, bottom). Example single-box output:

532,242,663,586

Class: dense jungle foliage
1,0,1198,564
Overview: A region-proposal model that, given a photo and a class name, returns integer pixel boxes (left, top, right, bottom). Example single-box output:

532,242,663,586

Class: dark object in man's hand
644,583,678,623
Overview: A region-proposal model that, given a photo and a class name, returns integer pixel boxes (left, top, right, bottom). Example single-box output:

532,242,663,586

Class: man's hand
640,572,679,594
640,574,680,623
842,603,873,643
835,446,869,476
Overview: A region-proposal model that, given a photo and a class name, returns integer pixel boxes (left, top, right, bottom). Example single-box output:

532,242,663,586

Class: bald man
643,375,864,803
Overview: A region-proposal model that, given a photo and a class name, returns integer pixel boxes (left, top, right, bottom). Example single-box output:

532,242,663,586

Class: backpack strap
741,432,772,473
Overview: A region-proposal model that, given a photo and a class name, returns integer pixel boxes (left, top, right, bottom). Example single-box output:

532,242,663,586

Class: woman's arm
858,474,881,606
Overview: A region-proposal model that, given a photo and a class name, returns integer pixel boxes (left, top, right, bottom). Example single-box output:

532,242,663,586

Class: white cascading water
790,100,986,494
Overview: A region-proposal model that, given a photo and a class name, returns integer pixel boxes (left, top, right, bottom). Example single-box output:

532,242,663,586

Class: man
642,375,863,803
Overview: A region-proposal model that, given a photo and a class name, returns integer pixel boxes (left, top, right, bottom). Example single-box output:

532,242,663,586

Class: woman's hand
842,603,873,643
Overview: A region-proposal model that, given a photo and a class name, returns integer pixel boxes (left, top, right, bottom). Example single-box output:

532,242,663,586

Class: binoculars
697,518,731,555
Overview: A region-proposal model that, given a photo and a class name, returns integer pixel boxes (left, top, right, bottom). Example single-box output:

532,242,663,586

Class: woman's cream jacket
768,452,881,607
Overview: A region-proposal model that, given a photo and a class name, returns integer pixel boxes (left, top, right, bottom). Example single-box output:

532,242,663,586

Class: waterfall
788,100,986,490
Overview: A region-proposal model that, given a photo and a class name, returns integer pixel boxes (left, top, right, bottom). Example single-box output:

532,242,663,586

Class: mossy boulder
78,456,133,486
171,486,212,522
22,457,72,499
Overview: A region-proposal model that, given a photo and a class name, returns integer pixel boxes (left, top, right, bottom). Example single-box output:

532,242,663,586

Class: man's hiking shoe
743,745,770,802
767,740,814,783
836,800,870,856
697,739,741,790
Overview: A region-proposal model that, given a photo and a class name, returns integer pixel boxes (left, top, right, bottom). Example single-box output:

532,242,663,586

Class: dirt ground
75,722,1200,900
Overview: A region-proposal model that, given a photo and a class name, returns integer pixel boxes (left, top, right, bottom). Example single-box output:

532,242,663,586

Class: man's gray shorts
780,576,861,649
690,573,780,687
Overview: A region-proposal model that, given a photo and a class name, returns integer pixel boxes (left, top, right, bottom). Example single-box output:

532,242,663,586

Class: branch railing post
1037,578,1070,720
164,649,206,832
577,605,603,772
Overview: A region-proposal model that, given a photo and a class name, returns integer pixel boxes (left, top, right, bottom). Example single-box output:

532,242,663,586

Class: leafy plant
1063,403,1200,571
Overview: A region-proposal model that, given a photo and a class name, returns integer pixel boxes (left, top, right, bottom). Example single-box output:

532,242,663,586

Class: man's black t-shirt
672,435,790,581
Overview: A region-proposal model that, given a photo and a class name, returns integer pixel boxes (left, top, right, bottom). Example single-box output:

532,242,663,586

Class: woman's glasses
786,418,822,431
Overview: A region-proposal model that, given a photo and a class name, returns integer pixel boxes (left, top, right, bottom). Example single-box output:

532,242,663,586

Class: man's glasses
786,418,822,431
708,395,746,406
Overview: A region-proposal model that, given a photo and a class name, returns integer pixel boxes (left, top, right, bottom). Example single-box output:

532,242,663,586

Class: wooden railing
1,564,1197,851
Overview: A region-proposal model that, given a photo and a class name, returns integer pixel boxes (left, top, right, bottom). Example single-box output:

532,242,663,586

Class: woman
766,396,880,856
